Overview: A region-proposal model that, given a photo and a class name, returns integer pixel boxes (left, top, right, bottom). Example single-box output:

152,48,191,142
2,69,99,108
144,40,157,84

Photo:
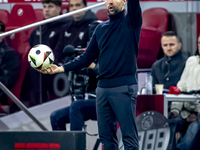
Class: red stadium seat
137,8,168,69
5,27,30,53
7,4,37,38
138,27,162,69
34,9,44,22
96,9,109,21
142,8,168,33
7,4,36,27
196,13,200,46
0,9,10,27
61,4,69,14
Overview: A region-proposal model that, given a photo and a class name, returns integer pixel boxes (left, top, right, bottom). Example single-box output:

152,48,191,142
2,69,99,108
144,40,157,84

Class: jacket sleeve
170,59,191,114
170,102,184,114
63,33,99,72
127,0,142,29
177,58,190,92
195,103,200,113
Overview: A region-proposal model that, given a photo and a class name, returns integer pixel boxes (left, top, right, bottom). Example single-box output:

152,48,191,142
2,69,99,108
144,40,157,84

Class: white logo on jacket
79,32,84,40
65,31,71,37
36,31,40,36
49,31,55,38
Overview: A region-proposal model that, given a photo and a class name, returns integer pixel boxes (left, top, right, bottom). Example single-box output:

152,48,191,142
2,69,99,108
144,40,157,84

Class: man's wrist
60,66,65,72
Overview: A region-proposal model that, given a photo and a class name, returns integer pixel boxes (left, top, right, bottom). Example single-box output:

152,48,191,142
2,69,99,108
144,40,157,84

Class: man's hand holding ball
40,65,64,75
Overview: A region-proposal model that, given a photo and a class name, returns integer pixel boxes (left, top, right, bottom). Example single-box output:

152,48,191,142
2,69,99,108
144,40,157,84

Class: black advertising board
0,131,86,150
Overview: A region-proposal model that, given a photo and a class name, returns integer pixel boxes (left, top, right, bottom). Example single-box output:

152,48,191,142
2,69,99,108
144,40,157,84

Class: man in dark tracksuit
50,19,100,131
28,0,69,105
40,0,142,149
61,10,97,49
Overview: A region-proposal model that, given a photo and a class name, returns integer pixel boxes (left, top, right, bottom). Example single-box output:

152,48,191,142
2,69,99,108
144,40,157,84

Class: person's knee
70,101,81,113
50,111,58,122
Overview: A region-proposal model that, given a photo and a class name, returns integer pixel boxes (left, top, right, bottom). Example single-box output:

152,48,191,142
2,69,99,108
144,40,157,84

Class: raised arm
127,0,142,29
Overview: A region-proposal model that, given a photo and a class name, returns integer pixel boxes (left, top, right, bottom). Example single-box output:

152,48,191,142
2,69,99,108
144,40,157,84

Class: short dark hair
42,0,62,6
0,20,5,32
162,31,180,43
69,0,87,6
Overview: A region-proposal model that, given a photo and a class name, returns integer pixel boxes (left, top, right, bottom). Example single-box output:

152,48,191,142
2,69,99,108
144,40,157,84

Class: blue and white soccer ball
28,44,54,70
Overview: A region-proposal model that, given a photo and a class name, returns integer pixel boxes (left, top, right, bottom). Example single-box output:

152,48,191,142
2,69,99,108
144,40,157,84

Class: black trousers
96,84,139,150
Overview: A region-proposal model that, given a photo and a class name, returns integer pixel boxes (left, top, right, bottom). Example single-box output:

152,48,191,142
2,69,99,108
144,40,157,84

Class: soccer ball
28,44,54,70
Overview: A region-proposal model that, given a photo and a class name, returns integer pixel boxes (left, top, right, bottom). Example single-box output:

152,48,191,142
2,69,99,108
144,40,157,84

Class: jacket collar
164,50,182,62
109,9,125,22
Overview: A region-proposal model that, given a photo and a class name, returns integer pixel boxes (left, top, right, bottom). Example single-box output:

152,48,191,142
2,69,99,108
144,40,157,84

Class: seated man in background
151,31,188,90
61,0,97,50
60,0,97,101
28,0,69,106
169,35,200,150
0,20,21,113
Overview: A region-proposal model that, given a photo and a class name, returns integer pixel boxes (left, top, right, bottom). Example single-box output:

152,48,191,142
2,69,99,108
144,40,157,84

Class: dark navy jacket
63,0,142,88
151,50,188,89
62,10,97,49
0,40,21,104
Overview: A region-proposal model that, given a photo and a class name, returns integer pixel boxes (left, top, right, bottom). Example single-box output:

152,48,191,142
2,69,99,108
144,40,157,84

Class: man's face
43,3,61,19
69,0,86,21
161,36,181,57
105,0,126,15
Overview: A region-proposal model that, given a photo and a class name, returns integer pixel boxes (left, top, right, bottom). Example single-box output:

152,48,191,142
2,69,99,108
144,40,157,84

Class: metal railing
0,2,105,38
0,82,48,130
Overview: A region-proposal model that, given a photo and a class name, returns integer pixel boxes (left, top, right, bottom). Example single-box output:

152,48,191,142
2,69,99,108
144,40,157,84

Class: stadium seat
142,8,168,33
137,27,162,69
196,13,200,46
137,8,168,69
96,9,109,21
61,4,69,14
0,9,10,27
5,27,30,53
34,9,44,22
7,4,37,27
